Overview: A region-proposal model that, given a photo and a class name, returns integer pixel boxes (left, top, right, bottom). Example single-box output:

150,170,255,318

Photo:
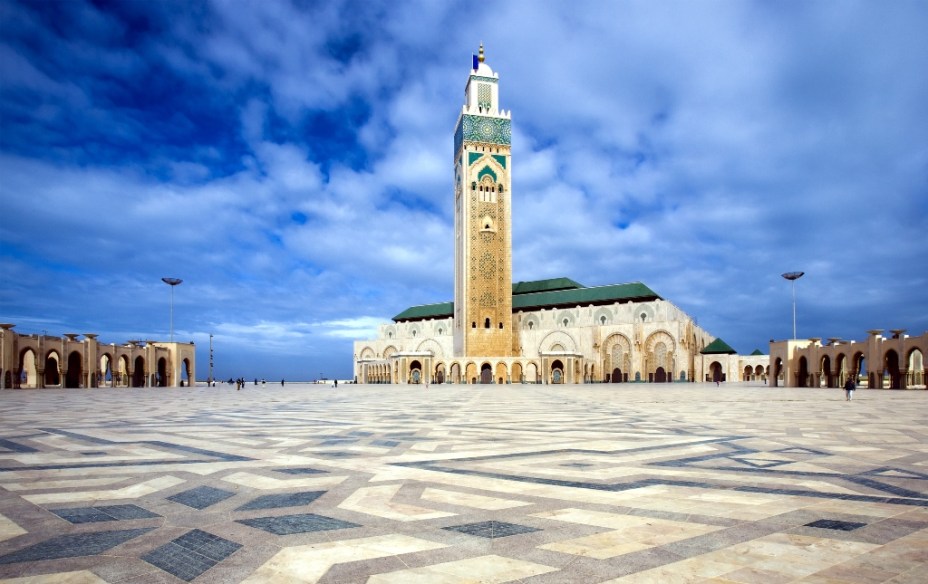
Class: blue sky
1,0,926,381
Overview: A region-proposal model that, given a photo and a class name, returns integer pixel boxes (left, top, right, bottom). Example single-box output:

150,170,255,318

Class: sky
1,0,926,381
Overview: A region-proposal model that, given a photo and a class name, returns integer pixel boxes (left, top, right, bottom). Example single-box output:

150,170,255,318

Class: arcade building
0,323,196,389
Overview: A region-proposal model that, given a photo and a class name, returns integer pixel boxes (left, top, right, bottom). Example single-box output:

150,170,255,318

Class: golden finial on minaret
478,42,485,63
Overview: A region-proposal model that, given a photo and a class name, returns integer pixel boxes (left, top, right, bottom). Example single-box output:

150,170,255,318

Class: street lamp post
781,272,804,339
209,333,214,385
161,278,183,342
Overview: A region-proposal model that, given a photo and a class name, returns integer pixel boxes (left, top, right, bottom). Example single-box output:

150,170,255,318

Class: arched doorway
773,358,783,387
495,362,508,385
45,353,61,386
525,362,538,384
117,355,130,387
836,353,848,386
450,363,461,384
797,357,809,388
512,362,523,383
157,357,168,387
821,355,832,387
853,353,867,388
709,361,723,383
100,354,113,387
65,351,82,388
410,360,422,384
654,367,667,383
884,350,900,389
132,356,145,387
181,358,191,386
19,348,37,388
480,363,492,384
908,348,924,387
551,359,564,384
611,367,623,383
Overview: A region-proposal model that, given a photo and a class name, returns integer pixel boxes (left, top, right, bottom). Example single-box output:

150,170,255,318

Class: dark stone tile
143,541,214,581
0,437,39,453
102,504,161,521
141,529,241,582
0,527,154,564
236,491,325,511
371,439,400,447
317,451,358,458
167,486,236,510
275,467,328,475
51,504,160,524
805,519,867,531
236,513,360,535
173,529,242,562
51,507,115,524
442,520,541,539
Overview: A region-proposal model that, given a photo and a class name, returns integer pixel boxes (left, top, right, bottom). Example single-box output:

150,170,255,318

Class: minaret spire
478,42,485,63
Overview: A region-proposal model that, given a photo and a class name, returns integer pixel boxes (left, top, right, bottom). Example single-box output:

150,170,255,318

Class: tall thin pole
161,278,183,343
781,272,804,340
170,285,175,342
209,333,214,384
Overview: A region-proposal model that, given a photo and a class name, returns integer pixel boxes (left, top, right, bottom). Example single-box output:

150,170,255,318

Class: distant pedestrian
281,379,285,386
844,376,856,401
334,379,338,388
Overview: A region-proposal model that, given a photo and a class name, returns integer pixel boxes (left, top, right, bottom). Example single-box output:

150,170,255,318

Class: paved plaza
0,382,926,583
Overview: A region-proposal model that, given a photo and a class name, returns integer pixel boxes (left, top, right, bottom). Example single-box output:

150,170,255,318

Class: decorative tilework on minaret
453,45,513,360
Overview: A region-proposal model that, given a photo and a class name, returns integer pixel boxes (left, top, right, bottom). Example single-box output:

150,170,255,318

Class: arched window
528,322,534,330
600,316,607,325
498,322,503,329
563,318,569,327
484,318,491,329
640,313,647,322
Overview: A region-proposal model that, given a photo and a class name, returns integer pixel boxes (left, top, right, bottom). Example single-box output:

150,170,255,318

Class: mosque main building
353,47,765,385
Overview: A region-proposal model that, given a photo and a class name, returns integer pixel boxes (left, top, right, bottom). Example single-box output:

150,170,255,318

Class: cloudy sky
1,0,926,381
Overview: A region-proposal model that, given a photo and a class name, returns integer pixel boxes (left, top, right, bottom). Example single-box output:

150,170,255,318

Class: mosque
353,46,767,385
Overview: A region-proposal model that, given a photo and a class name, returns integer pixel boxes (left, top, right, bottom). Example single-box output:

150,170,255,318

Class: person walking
844,375,856,401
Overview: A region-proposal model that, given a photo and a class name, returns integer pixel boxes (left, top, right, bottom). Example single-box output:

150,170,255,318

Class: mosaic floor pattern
0,382,926,583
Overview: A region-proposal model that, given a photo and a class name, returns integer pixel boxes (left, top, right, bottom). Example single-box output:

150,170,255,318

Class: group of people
225,377,287,390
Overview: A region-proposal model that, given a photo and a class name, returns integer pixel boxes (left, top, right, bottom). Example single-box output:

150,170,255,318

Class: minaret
452,44,513,358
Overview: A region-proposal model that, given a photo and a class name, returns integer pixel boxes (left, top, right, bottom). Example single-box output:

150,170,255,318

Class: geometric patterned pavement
0,382,926,583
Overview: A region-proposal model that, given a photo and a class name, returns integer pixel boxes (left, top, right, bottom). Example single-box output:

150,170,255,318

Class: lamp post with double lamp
161,278,183,342
781,272,804,339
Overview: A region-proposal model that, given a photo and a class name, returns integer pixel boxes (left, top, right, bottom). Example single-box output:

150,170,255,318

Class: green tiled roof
702,338,737,355
392,302,453,322
750,349,764,356
512,282,660,311
392,279,661,322
512,278,583,295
